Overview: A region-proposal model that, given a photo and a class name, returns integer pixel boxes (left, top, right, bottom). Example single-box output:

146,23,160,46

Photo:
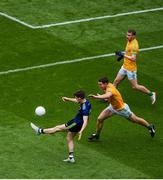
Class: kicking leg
43,124,67,134
30,122,67,135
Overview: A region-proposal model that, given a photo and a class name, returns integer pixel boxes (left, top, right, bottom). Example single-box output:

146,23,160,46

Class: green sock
148,92,153,96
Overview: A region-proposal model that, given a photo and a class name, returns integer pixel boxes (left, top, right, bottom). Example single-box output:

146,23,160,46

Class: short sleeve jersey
74,99,91,121
123,38,139,71
107,83,125,110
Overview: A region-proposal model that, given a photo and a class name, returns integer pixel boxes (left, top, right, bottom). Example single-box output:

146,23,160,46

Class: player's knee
66,135,71,142
130,116,138,123
113,79,119,87
97,117,104,123
132,84,139,90
130,118,137,123
55,125,62,131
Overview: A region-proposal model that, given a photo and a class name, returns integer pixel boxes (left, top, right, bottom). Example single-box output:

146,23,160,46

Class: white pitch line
0,7,163,29
34,7,163,29
0,12,35,29
0,45,163,76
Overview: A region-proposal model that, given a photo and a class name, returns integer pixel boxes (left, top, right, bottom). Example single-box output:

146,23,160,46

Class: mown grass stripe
0,45,163,76
1,7,163,29
34,7,163,29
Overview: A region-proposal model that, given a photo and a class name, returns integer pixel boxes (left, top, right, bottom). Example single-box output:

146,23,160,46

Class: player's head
127,29,136,41
74,90,85,102
98,77,109,90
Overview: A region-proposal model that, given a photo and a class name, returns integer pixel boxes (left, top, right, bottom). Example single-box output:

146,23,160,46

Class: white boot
150,92,156,104
30,122,41,135
63,157,75,163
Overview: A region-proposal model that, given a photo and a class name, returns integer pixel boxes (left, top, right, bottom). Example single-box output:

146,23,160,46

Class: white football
35,106,46,116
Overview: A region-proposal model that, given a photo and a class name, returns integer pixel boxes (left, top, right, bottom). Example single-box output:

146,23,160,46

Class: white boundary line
0,45,163,76
34,7,163,29
0,11,35,29
0,7,163,29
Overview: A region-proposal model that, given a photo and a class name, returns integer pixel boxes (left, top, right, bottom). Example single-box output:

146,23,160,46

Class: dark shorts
65,119,83,132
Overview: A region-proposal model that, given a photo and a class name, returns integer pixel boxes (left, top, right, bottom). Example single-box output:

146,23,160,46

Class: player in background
30,90,91,163
114,29,156,104
88,77,155,141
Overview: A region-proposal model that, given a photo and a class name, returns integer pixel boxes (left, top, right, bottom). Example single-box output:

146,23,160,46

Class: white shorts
118,66,137,80
107,103,133,119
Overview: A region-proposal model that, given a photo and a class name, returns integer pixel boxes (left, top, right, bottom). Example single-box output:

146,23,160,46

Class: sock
39,128,44,134
69,152,74,159
148,92,153,96
147,124,152,130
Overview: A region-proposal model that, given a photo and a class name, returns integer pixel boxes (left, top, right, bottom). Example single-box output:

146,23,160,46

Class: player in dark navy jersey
30,90,91,163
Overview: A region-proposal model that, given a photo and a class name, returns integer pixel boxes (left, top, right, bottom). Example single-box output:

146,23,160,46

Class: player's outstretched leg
30,122,42,135
129,114,156,137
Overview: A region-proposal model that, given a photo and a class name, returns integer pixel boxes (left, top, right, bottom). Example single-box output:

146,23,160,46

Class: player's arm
62,97,78,103
124,43,138,62
124,53,137,61
89,92,112,100
115,51,124,61
78,116,89,141
115,51,137,62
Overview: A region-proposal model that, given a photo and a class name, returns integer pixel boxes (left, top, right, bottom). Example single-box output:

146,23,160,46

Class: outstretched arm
89,92,112,100
62,97,78,103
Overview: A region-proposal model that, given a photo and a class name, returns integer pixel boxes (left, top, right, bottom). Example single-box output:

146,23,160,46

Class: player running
88,77,155,141
114,29,156,104
30,90,91,163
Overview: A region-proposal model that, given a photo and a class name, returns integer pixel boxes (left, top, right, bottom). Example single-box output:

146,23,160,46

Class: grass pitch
0,0,163,178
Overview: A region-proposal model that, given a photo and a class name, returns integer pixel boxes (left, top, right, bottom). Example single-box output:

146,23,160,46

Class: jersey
123,38,139,71
106,83,125,110
74,99,91,124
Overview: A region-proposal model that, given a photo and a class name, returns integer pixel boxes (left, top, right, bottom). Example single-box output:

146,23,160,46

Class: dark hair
128,29,136,35
98,77,109,84
74,90,85,99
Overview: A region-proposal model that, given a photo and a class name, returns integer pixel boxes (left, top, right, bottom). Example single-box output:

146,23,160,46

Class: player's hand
96,93,101,96
88,94,96,98
115,51,124,57
78,131,82,141
62,97,69,102
115,51,124,62
96,93,108,102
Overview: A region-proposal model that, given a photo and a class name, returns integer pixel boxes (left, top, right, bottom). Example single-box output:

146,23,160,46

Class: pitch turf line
0,45,163,76
34,7,163,29
0,7,163,29
0,11,35,29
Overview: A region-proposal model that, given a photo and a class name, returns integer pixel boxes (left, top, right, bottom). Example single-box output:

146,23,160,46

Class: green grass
1,0,163,24
0,0,163,178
